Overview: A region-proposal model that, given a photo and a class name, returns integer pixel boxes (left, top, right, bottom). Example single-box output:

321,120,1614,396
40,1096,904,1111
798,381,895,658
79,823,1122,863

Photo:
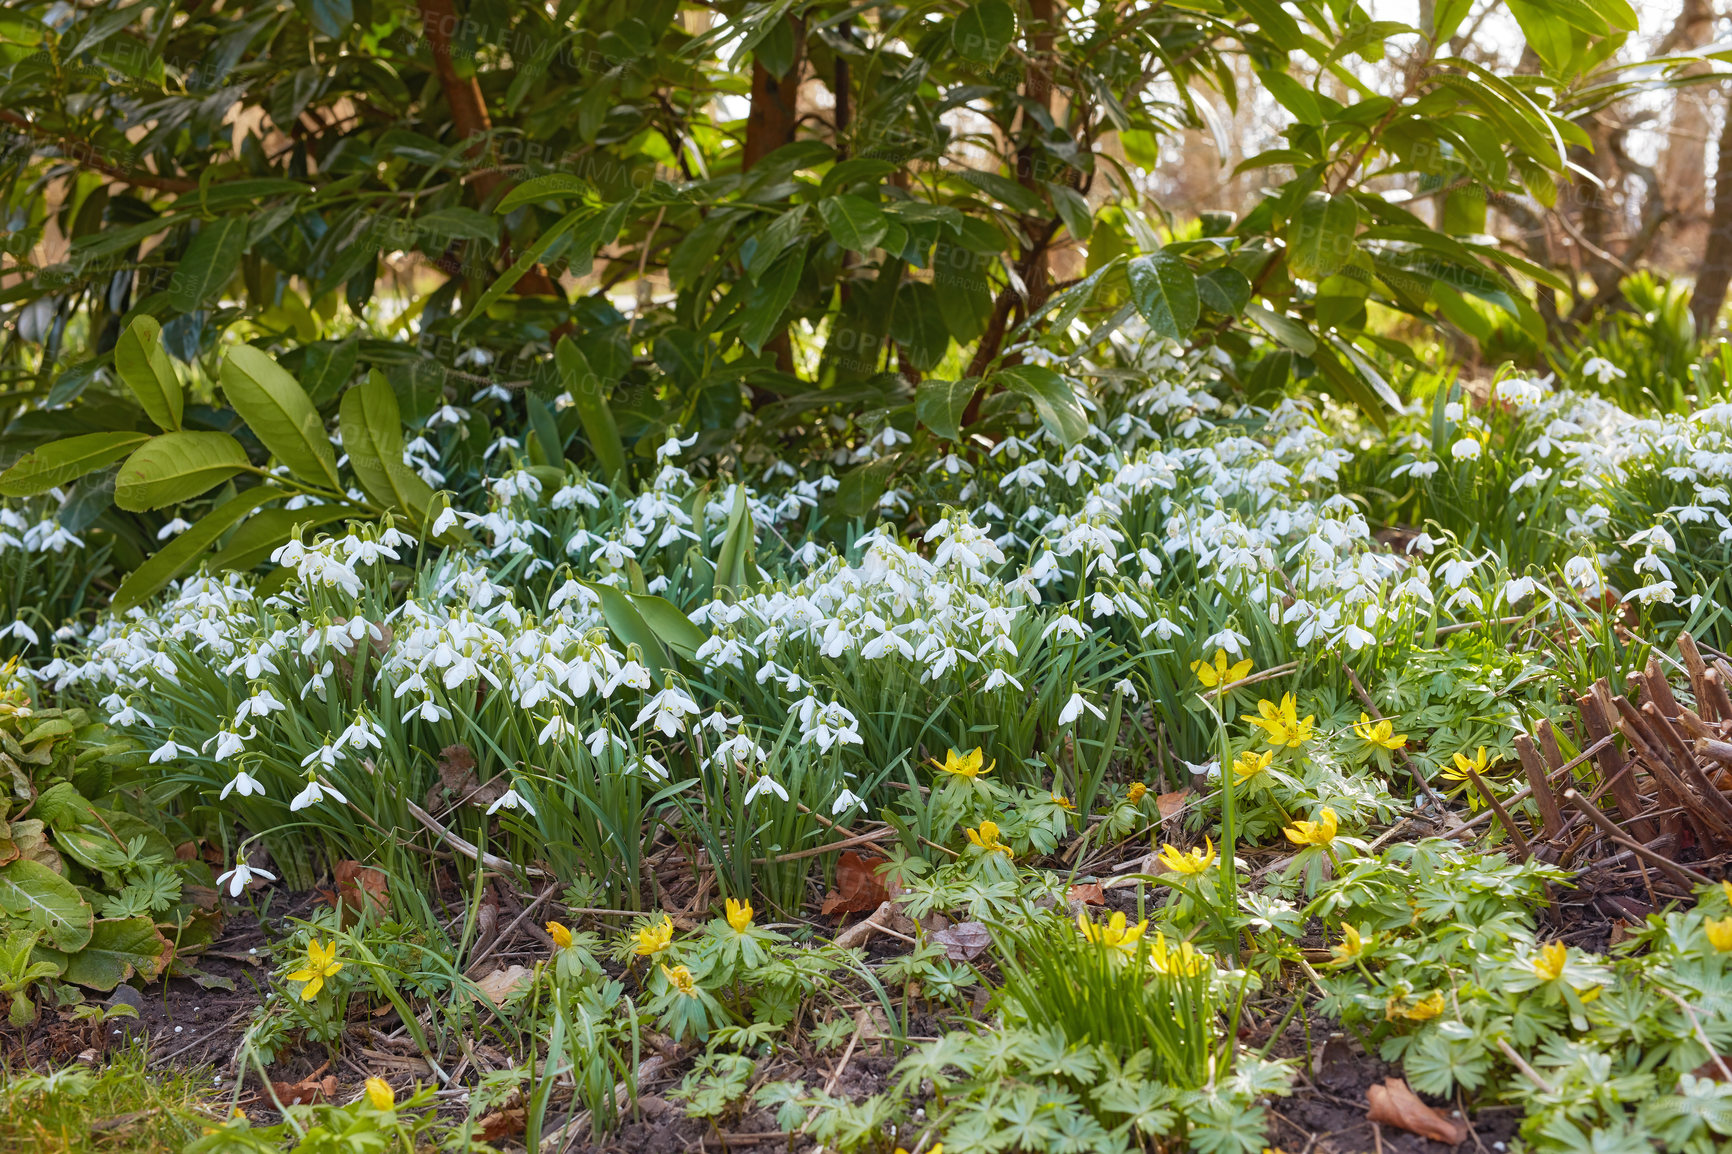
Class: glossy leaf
0,431,150,498
114,316,183,431
110,488,280,613
340,371,434,523
220,344,342,490
114,432,251,512
1128,251,1199,341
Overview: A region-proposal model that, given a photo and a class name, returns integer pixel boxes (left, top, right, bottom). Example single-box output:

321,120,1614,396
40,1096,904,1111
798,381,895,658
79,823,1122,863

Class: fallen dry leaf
334,860,390,921
1156,789,1191,819
1067,883,1106,906
820,851,891,916
929,921,992,961
472,965,533,1005
423,744,505,813
478,1108,526,1140
1366,1077,1467,1145
271,1074,337,1106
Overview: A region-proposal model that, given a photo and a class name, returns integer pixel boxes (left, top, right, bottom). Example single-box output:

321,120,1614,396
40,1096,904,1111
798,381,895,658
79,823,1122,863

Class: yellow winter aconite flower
1387,990,1445,1022
1244,694,1315,748
1283,807,1338,847
1233,749,1273,784
1452,746,1493,779
932,747,993,778
894,1146,942,1154
1192,648,1252,689
634,915,675,956
1157,837,1216,875
726,897,754,933
1705,917,1732,952
546,920,573,950
965,820,1013,857
1533,941,1568,981
1352,713,1407,751
1333,924,1364,962
1051,793,1074,810
1126,782,1147,804
661,963,698,996
286,939,343,1001
1077,911,1148,953
365,1077,395,1111
1148,932,1210,976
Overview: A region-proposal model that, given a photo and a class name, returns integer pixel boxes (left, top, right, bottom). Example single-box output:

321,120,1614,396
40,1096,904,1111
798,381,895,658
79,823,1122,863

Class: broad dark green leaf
739,249,803,353
168,216,247,313
818,195,888,253
890,282,950,370
114,432,251,511
1127,251,1199,341
917,378,975,442
996,365,1088,445
114,316,183,431
340,371,434,524
953,0,1016,63
0,432,150,498
1287,192,1358,280
1243,303,1317,354
221,344,342,490
1196,267,1252,316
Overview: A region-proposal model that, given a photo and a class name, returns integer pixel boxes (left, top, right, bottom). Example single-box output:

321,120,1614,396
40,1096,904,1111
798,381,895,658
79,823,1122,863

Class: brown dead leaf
1067,883,1106,906
272,1074,337,1106
820,851,891,916
1366,1077,1467,1145
478,1108,526,1140
929,921,992,961
422,744,504,813
472,965,533,1005
333,861,390,922
1156,789,1191,819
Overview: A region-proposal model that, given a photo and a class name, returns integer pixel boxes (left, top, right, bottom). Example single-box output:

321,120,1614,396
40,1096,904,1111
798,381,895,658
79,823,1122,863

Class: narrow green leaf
457,206,588,331
114,316,183,431
114,432,251,512
711,486,755,601
110,488,280,613
556,338,626,483
221,344,342,490
496,174,595,214
0,432,150,498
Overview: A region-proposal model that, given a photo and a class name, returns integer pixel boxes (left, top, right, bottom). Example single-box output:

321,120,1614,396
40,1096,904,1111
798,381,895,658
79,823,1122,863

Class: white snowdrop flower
289,777,348,811
657,431,699,461
538,714,574,745
1440,555,1480,588
1563,556,1603,597
486,787,536,816
1201,628,1250,657
743,774,789,805
219,770,266,800
1581,356,1625,384
300,743,342,770
634,686,701,737
156,518,193,540
1444,401,1465,421
632,753,669,781
1145,616,1183,641
1502,576,1540,606
700,709,743,736
411,698,450,722
982,668,1024,691
108,701,152,727
1622,580,1677,605
234,688,286,723
1405,533,1437,555
216,859,275,897
1623,525,1675,553
336,715,385,753
1040,614,1088,642
204,727,255,760
429,506,460,536
831,789,864,816
150,740,190,764
1058,691,1105,726
1509,466,1552,493
712,733,768,767
1114,678,1140,703
1342,621,1375,650
1450,437,1482,461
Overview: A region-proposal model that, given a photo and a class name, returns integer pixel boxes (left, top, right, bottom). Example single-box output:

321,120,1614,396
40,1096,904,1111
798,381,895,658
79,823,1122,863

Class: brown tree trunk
1692,93,1732,335
742,17,805,172
1016,0,1055,315
417,0,560,298
742,16,806,377
1657,0,1715,267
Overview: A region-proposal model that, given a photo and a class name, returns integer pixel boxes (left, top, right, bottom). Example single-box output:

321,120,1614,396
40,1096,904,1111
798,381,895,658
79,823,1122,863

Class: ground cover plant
10,1,1732,1153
